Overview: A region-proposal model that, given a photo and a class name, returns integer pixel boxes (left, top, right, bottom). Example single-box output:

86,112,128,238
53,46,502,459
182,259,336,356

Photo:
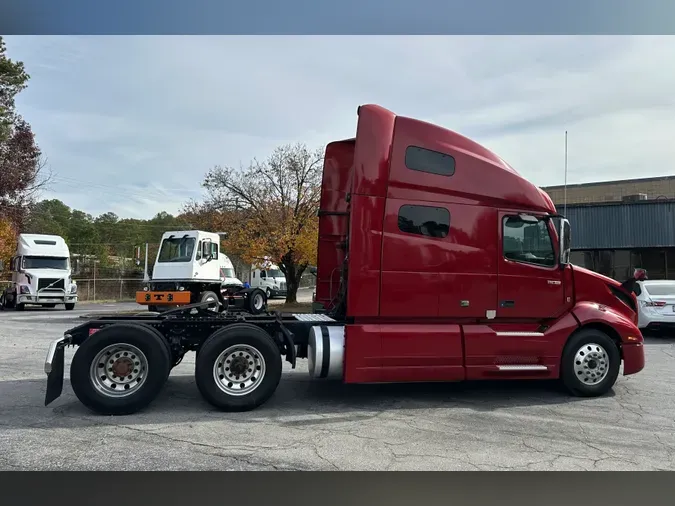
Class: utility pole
143,243,149,282
564,130,568,216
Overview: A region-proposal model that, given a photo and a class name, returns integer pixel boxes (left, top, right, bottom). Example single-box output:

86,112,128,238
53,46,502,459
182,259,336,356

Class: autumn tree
191,143,323,303
0,217,17,274
0,36,51,228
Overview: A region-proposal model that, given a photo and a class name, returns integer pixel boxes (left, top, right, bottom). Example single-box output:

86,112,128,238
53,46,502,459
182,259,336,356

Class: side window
405,146,456,177
252,271,256,278
398,204,450,239
196,241,202,260
211,242,219,259
503,216,555,267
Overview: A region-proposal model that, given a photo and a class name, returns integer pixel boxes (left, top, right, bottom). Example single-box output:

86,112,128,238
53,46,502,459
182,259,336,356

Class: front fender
572,301,643,345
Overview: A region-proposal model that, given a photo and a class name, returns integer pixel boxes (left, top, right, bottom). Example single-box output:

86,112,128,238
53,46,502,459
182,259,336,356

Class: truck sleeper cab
43,105,645,416
2,234,78,311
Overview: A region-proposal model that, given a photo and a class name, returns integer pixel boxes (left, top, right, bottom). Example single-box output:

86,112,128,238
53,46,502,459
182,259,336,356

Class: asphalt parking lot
1,289,675,471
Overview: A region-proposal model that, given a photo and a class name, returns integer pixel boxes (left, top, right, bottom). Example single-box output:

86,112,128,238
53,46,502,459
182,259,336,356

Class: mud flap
44,339,66,406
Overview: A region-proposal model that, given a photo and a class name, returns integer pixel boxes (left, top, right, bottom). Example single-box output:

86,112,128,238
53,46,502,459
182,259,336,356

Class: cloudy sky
4,36,674,219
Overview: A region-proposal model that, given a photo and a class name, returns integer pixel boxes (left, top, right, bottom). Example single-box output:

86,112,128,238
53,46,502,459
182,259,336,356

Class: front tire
195,324,282,412
561,329,620,397
65,303,75,311
69,323,172,415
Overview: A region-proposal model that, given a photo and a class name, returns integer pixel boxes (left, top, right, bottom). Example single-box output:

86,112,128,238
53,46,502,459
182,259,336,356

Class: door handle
547,280,561,286
500,300,515,308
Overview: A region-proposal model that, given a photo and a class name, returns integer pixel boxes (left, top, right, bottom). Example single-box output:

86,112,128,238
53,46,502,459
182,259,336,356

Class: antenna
564,130,568,216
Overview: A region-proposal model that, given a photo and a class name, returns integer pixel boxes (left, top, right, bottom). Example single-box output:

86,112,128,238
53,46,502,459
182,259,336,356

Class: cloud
4,35,675,218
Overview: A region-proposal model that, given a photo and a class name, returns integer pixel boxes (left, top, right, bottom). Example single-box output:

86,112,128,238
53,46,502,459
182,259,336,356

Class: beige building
542,175,675,207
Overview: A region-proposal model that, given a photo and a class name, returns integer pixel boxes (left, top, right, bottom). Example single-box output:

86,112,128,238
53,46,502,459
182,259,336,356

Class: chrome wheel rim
212,344,266,396
573,342,609,385
90,343,149,397
203,294,219,312
253,293,264,311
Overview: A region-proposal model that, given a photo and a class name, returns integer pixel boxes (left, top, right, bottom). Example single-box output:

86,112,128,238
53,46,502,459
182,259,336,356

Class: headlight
178,286,185,291
143,286,149,292
70,284,78,294
19,285,31,294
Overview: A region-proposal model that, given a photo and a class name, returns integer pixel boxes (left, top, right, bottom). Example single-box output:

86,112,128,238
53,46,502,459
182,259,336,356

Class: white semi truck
136,230,268,314
1,233,78,311
250,261,287,299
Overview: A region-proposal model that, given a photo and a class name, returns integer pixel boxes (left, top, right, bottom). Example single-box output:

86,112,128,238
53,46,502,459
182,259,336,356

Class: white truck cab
250,261,287,299
1,234,78,311
150,230,244,287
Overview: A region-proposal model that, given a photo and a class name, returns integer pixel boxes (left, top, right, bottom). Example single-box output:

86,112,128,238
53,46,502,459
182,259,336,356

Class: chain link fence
1,241,315,303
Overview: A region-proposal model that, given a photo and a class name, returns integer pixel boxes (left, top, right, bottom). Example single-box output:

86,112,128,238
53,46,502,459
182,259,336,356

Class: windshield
267,269,284,278
644,283,675,296
157,237,196,263
220,268,236,278
23,256,68,270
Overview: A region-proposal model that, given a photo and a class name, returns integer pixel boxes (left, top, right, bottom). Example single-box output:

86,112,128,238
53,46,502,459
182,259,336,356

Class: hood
572,264,622,288
23,268,71,279
572,264,636,321
223,276,244,286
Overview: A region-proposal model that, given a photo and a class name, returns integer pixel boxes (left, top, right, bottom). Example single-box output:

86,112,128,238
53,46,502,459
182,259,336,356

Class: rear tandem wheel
195,323,282,412
69,322,172,415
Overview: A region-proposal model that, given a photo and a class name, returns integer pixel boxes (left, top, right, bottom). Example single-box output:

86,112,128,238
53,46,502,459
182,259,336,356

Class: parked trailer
43,104,646,415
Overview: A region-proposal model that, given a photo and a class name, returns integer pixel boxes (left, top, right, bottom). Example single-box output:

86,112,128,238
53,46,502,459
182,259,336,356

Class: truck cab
2,234,78,311
250,262,287,299
312,104,644,391
137,230,267,314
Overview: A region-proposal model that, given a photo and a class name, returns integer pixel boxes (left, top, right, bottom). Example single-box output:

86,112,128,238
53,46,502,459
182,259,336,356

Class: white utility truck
1,233,78,311
250,261,287,299
136,230,267,314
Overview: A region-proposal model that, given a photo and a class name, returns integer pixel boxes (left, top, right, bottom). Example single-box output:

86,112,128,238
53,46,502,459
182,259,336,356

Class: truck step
292,313,336,322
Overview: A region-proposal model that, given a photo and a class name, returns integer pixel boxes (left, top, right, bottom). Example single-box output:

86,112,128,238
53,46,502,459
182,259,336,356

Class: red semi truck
43,104,645,415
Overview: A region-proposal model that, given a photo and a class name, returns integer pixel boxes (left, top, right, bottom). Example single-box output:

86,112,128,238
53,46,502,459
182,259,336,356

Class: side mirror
0,260,4,272
558,218,571,265
309,266,317,277
202,240,212,261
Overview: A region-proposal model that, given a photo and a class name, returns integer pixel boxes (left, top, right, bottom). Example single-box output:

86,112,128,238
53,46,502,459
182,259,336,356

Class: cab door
497,212,565,320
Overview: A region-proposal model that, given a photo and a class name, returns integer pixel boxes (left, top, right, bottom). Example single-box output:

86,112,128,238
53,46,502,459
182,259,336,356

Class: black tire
247,289,266,315
16,303,25,311
195,324,282,412
43,304,56,308
199,290,220,312
65,303,75,311
560,328,621,397
69,323,172,415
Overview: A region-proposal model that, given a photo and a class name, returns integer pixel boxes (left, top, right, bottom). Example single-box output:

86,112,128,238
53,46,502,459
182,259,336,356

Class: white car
636,280,675,333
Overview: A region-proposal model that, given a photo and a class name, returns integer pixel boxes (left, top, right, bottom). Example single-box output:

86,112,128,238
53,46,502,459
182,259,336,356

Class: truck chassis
45,302,339,414
44,300,640,416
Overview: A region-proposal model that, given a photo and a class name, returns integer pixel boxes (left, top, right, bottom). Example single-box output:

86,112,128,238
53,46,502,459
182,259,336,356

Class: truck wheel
195,324,282,412
199,290,220,312
43,304,56,308
265,288,272,299
65,303,75,311
247,289,266,315
16,303,25,311
560,329,620,397
69,323,172,415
